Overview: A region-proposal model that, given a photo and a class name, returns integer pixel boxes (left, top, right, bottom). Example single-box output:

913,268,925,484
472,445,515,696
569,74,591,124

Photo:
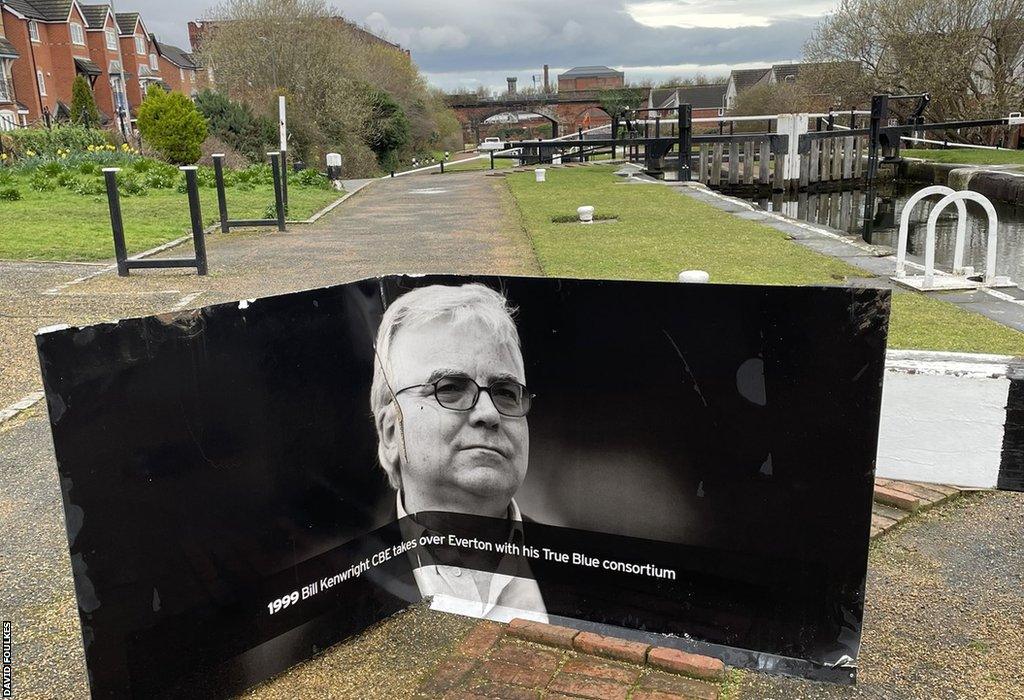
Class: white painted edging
877,349,1020,489
0,391,46,426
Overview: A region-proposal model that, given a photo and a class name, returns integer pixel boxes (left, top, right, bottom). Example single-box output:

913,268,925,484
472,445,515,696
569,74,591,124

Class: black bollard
440,158,444,174
490,151,494,169
104,167,129,276
280,148,289,208
269,152,286,232
181,167,208,275
212,154,229,233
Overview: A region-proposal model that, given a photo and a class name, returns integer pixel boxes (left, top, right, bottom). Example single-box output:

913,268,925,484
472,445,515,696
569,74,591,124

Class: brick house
153,38,201,98
0,20,27,128
1,0,119,124
647,83,727,120
114,12,163,113
557,66,624,93
80,3,126,121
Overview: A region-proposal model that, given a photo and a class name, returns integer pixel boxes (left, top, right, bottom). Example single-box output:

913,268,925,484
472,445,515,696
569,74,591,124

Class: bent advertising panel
36,275,890,698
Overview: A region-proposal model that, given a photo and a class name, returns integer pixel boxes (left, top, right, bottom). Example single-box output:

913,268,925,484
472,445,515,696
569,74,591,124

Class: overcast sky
138,0,835,92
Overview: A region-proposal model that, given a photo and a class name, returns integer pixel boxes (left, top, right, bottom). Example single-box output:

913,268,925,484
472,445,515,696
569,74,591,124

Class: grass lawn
902,148,1024,167
0,176,339,261
505,165,1024,355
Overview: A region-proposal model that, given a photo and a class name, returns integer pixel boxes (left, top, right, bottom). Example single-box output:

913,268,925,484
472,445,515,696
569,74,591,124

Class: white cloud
628,3,772,29
415,25,470,52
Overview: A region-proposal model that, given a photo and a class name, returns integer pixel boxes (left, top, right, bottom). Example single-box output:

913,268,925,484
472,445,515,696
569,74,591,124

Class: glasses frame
394,375,534,417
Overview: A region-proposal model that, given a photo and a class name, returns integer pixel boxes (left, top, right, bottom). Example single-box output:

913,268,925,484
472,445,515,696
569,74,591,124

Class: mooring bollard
103,167,129,277
577,205,594,223
268,151,286,232
212,154,229,233
535,168,546,182
678,270,710,283
181,166,208,276
326,152,343,190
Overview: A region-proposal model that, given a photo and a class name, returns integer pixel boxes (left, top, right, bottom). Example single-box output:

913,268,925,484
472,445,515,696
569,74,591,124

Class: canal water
749,185,1024,284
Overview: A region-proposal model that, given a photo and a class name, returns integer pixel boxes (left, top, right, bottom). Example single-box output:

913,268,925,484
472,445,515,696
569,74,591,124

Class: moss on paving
0,175,339,261
505,165,1024,355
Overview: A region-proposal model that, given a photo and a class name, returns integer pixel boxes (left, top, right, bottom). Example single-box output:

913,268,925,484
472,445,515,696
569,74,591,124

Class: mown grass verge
504,165,1024,354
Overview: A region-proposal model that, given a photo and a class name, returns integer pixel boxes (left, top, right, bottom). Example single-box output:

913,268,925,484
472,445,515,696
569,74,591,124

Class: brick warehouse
0,0,205,128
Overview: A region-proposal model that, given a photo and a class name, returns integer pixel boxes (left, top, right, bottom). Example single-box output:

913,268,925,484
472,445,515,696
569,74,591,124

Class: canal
749,184,1024,284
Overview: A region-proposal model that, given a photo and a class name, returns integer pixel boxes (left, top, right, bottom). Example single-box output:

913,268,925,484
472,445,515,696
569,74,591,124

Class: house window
0,109,16,131
37,70,46,96
29,21,40,42
105,28,117,50
135,35,145,54
0,61,11,102
149,53,158,70
179,68,184,81
70,23,85,46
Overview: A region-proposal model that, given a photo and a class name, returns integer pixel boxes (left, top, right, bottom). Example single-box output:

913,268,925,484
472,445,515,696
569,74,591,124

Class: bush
294,168,328,188
9,126,110,159
78,161,100,175
29,172,56,191
56,170,78,189
195,90,276,163
0,186,21,201
74,177,107,196
142,166,179,189
117,172,147,196
70,75,101,127
137,85,208,164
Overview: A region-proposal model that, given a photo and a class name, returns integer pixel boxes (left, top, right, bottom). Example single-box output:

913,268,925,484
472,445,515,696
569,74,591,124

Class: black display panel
36,275,890,697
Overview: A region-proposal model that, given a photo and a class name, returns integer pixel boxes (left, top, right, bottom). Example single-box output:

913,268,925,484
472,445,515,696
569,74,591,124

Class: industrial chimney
507,77,517,95
543,65,550,93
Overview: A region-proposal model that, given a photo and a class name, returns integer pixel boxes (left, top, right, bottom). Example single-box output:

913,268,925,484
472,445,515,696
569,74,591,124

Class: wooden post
711,143,723,186
832,138,843,180
699,144,709,183
821,140,832,182
809,140,820,184
853,137,863,178
758,141,770,185
842,137,854,179
799,152,810,189
743,141,754,184
773,149,785,191
728,142,740,184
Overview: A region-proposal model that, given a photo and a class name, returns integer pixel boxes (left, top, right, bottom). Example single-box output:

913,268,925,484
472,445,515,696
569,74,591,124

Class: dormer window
149,53,158,70
70,23,85,45
105,28,117,50
29,21,40,42
135,35,145,54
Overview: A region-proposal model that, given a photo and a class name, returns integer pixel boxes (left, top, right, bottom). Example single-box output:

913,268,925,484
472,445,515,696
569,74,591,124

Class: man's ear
376,402,403,486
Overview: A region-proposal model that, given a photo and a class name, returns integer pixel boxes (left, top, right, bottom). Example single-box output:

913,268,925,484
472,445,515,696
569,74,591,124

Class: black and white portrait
370,283,547,623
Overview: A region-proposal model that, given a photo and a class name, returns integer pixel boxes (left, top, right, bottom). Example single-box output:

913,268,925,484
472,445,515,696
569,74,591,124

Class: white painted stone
677,270,710,283
535,168,546,182
577,205,594,223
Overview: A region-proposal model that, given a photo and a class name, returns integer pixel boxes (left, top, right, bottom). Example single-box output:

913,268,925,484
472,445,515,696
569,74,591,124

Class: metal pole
440,157,444,174
280,148,288,208
212,154,229,233
655,116,660,138
490,151,495,170
678,104,692,182
103,167,129,276
611,116,618,159
269,152,286,232
181,166,208,275
862,94,888,244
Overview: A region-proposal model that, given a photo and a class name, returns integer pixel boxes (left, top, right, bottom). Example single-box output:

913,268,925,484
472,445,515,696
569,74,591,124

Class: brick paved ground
415,620,724,700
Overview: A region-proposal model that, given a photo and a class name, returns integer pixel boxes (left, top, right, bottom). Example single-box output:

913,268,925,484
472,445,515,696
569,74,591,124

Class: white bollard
535,168,546,182
678,270,710,283
577,205,594,223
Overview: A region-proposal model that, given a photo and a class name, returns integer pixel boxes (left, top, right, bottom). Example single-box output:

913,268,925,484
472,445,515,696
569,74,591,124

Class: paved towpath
0,172,540,411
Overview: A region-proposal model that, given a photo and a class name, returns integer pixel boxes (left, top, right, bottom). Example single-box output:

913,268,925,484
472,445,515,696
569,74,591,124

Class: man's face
388,317,529,517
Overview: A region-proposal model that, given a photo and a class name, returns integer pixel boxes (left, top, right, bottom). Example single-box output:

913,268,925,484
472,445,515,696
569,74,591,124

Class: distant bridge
445,91,627,143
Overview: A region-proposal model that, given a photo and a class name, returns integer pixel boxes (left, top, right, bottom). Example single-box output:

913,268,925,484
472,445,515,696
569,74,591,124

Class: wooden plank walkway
871,478,963,538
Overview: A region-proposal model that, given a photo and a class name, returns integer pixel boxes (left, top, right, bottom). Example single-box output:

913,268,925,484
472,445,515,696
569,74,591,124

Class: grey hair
371,283,522,489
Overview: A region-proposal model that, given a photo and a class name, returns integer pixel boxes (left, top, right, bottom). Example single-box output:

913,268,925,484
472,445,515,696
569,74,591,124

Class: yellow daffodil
0,153,7,161
26,150,35,157
87,145,95,152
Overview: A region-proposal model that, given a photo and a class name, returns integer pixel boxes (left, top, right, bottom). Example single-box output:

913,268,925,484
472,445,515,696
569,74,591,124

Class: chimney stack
507,77,517,94
543,65,550,93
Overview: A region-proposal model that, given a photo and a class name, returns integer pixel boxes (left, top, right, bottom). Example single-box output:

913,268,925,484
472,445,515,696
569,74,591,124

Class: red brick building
113,11,162,113
153,38,201,98
557,66,624,93
0,20,27,128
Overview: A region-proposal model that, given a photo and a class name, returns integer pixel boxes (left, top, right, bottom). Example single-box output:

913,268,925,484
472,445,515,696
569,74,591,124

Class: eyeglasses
395,375,533,417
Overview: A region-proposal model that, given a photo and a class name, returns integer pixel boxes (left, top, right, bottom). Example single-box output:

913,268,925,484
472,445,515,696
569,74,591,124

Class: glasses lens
434,376,476,409
490,381,529,417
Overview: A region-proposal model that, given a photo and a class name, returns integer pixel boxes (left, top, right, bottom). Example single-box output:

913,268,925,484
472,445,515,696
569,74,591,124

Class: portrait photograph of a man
370,283,548,623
